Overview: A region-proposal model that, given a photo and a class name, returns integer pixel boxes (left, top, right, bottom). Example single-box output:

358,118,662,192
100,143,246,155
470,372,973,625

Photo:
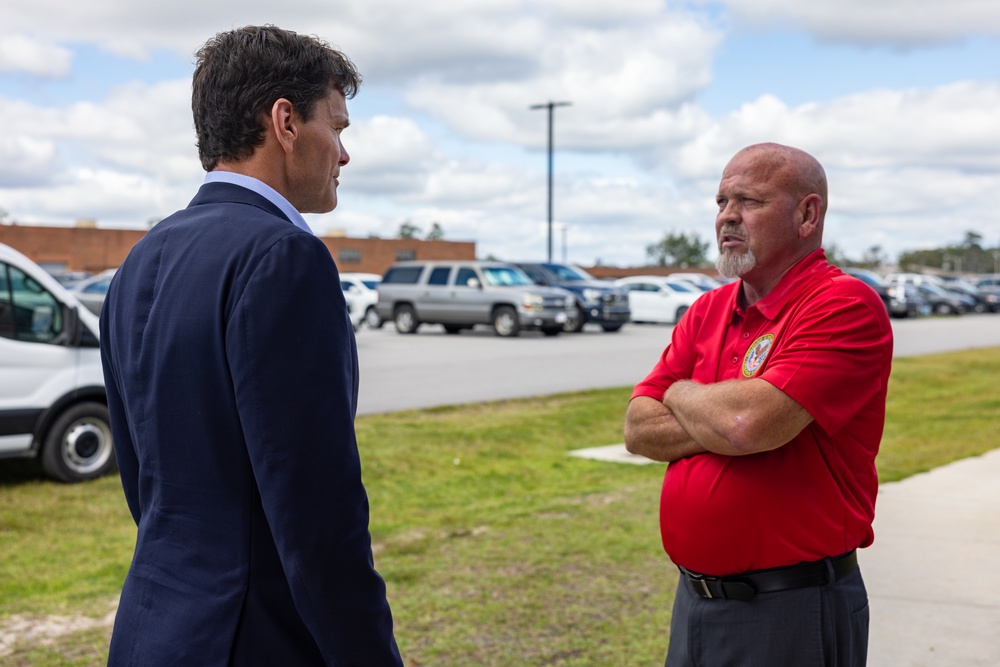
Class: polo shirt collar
738,248,829,320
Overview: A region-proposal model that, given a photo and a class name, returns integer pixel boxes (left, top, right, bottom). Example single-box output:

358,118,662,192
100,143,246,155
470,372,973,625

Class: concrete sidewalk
862,447,1000,666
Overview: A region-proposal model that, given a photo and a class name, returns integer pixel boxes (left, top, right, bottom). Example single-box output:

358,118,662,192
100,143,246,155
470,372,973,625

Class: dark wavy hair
192,25,362,171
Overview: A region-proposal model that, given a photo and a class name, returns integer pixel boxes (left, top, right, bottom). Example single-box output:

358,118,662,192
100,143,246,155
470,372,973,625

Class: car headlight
522,294,543,309
582,288,602,304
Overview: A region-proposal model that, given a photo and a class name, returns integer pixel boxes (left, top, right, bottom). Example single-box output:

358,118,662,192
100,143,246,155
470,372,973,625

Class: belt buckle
682,568,716,599
694,577,714,599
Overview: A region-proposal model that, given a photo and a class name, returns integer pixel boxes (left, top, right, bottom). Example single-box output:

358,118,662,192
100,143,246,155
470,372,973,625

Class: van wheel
563,304,585,333
365,306,383,328
394,304,420,334
674,305,689,323
41,402,116,483
493,306,520,337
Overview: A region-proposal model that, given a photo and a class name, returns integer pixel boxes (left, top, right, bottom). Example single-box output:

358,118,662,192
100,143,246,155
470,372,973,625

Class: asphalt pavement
356,313,1000,415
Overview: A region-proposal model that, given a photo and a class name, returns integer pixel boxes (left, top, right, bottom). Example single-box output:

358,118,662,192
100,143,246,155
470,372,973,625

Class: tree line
645,230,999,275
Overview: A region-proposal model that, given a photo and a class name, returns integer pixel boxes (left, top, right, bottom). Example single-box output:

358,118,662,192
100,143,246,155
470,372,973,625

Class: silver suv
375,261,572,337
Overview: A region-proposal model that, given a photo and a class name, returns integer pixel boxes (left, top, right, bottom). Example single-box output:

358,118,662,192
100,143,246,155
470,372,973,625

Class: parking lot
355,314,1000,415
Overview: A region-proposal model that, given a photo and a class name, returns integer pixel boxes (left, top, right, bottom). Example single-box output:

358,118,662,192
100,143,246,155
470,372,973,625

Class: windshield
543,263,593,282
849,271,886,288
920,283,949,296
482,266,533,287
666,281,696,293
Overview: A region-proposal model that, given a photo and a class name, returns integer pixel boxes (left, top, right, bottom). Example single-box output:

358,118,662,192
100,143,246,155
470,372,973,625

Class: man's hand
624,396,708,463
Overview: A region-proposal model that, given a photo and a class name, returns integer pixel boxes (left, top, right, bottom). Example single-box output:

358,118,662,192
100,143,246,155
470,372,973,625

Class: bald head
726,143,828,222
714,143,829,295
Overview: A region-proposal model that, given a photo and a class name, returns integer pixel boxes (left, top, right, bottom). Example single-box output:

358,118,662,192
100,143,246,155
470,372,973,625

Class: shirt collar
204,171,313,235
736,248,830,320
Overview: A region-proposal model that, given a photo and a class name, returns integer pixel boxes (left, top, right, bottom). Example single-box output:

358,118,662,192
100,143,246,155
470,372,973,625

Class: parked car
375,260,573,337
341,284,365,331
46,270,92,288
663,272,724,292
895,284,932,317
889,280,970,315
340,272,381,330
0,242,115,482
885,271,983,316
512,261,630,333
614,276,702,324
974,275,1000,309
67,268,117,315
842,268,921,318
936,278,998,313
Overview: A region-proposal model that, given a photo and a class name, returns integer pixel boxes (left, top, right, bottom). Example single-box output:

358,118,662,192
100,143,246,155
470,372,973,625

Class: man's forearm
624,396,707,463
663,378,813,456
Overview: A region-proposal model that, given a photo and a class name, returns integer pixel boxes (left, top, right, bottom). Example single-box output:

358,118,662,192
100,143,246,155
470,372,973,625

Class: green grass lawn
2,347,998,666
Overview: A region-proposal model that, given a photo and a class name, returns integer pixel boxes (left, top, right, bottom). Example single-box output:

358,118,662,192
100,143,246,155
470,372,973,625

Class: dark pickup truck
512,262,630,333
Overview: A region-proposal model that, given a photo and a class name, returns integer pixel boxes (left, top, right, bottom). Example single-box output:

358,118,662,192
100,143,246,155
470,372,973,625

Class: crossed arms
623,378,814,463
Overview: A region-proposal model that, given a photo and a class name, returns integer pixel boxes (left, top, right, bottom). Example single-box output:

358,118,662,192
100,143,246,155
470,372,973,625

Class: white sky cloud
0,0,999,267
0,34,73,77
711,0,1000,45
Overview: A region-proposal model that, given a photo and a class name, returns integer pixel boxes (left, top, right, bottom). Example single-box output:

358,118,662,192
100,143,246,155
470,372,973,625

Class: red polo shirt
631,250,893,575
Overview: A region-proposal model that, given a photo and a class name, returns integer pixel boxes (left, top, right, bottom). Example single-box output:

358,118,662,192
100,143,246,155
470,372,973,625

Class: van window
0,263,63,343
0,264,14,338
454,267,478,287
382,266,423,284
427,267,451,285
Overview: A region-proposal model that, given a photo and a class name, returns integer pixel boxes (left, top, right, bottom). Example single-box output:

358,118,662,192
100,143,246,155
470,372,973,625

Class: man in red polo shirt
625,143,893,667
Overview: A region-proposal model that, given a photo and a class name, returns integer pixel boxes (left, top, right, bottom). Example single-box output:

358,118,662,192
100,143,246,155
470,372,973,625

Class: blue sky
2,0,1000,268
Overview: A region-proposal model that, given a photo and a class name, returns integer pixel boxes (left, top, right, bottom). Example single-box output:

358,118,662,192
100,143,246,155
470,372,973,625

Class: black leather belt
678,550,858,601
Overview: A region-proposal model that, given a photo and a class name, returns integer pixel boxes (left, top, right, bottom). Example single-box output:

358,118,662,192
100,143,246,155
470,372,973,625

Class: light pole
530,101,571,262
555,223,568,261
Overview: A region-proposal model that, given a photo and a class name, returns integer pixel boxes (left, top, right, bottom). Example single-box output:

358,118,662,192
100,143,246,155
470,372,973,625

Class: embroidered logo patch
742,334,774,378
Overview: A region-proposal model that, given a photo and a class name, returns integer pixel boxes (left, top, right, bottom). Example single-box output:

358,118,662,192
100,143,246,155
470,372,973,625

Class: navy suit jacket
100,182,401,666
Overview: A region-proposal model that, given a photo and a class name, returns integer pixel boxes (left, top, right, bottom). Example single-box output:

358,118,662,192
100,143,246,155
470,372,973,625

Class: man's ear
797,193,823,239
270,98,297,154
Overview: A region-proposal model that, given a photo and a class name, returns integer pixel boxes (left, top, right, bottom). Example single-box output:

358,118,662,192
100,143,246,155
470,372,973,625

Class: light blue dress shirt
204,171,313,235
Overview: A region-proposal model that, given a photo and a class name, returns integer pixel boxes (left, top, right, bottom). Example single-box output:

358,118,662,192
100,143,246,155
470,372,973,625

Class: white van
0,242,115,482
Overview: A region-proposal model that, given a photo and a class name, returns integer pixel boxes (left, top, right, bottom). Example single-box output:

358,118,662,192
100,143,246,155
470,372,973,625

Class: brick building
0,224,476,276
0,223,725,282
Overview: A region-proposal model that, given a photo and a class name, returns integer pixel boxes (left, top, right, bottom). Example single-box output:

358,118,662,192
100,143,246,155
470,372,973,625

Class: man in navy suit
100,26,402,665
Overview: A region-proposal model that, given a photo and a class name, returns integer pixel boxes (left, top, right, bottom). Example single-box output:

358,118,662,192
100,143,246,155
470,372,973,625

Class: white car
0,242,115,482
67,268,117,316
340,272,382,329
666,272,724,292
614,275,703,324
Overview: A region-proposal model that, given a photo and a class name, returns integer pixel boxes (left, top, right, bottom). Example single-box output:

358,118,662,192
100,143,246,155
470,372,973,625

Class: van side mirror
57,303,81,347
466,278,481,289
